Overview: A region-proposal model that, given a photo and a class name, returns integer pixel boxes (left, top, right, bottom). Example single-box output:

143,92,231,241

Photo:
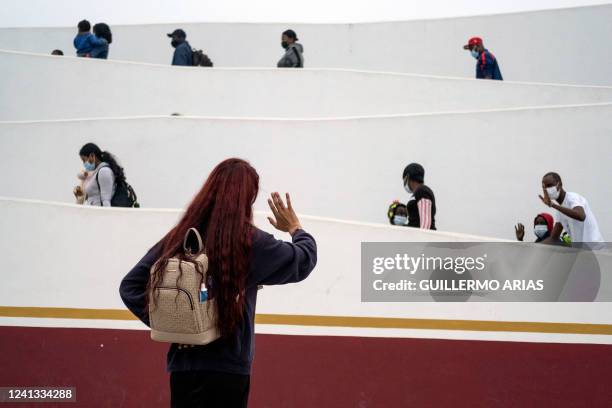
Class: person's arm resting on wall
543,222,564,243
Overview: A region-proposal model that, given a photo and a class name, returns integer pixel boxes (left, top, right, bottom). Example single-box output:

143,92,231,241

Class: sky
2,0,610,27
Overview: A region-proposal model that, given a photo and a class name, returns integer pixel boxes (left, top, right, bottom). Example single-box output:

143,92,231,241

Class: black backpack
96,165,140,208
192,49,213,67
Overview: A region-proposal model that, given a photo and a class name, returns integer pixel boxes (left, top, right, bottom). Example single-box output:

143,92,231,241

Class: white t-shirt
554,191,603,243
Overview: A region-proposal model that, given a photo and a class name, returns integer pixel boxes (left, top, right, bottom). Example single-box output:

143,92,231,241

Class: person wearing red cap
515,213,555,243
463,37,503,80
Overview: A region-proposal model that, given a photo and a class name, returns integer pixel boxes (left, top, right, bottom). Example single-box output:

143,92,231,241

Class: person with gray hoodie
277,29,304,68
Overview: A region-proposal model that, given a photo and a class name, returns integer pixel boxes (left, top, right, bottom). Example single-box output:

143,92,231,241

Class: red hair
148,158,259,337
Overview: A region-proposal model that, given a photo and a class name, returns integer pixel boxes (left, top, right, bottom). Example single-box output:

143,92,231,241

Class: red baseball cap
463,37,483,49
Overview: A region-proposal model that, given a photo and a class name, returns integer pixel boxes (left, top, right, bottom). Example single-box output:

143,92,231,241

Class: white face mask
546,185,560,200
393,215,408,226
404,181,413,194
470,49,480,59
534,225,548,239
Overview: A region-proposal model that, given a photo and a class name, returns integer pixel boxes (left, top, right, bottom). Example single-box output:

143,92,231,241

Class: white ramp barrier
1,104,610,240
0,5,611,85
1,50,612,121
1,198,611,344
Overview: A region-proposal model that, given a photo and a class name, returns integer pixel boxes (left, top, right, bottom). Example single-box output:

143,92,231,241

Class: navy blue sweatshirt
171,41,193,66
475,49,503,80
119,227,317,375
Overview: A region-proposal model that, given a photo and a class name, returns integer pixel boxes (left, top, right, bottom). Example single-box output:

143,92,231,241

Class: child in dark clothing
73,19,107,57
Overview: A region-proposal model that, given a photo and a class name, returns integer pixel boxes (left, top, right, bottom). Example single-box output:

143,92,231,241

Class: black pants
170,370,250,408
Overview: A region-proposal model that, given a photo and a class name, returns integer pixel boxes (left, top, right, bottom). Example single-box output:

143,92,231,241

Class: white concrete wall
1,104,610,240
2,50,612,121
0,5,611,85
1,198,611,343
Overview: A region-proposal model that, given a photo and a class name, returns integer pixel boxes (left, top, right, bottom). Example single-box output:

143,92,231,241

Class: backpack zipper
154,286,195,310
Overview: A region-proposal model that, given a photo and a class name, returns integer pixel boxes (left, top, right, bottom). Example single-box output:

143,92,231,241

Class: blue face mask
470,49,480,59
84,161,96,172
534,225,548,239
393,215,408,226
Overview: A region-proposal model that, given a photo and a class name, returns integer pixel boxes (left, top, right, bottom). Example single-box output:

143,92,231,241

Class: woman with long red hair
119,158,317,407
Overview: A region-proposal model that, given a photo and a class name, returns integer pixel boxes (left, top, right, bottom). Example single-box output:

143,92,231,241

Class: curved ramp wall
1,198,611,337
2,50,612,121
1,104,611,240
1,198,611,406
0,5,611,85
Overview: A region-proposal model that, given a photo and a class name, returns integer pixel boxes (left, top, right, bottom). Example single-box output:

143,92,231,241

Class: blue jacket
90,43,109,59
73,32,107,57
172,41,193,66
476,49,503,80
119,227,317,375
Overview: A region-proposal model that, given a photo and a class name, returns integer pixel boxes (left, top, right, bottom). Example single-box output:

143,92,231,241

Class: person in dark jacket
277,29,304,68
463,37,503,80
90,23,112,59
403,163,437,230
73,19,107,57
515,212,571,245
119,158,317,408
168,29,193,66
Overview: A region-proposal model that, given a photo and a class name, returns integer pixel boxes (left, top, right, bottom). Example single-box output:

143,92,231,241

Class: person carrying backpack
77,143,138,207
119,158,317,407
277,29,304,68
167,29,193,66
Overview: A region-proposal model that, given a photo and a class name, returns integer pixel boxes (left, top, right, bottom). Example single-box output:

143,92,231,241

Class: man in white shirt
539,172,604,244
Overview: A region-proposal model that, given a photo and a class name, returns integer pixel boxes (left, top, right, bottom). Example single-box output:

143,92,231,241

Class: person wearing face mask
167,29,193,66
515,213,555,243
387,201,409,226
277,29,304,68
462,37,503,80
77,143,124,207
539,172,603,244
402,163,436,230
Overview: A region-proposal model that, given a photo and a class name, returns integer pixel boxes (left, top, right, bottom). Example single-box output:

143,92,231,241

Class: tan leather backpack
149,228,220,345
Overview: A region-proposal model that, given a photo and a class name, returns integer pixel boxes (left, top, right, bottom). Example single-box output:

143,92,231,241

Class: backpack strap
183,228,204,255
292,47,302,67
95,164,111,206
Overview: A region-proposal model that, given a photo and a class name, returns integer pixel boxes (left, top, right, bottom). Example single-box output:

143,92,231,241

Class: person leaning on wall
277,29,304,68
119,158,317,408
